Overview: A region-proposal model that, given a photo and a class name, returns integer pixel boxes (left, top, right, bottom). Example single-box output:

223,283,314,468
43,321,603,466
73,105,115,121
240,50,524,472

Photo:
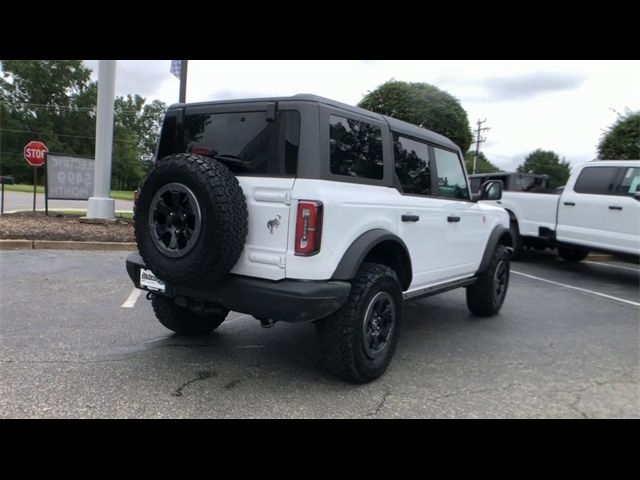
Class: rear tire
558,246,589,262
151,295,228,336
466,244,510,317
319,263,403,384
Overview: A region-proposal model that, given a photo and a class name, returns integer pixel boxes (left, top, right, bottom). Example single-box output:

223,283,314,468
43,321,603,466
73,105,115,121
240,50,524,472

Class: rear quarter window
329,115,383,180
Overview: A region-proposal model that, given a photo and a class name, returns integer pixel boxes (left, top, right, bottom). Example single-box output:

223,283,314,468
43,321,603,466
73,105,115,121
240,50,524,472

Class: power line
0,128,139,144
2,101,153,115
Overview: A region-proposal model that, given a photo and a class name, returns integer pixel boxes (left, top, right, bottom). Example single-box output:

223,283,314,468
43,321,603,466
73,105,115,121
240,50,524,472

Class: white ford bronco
126,94,512,383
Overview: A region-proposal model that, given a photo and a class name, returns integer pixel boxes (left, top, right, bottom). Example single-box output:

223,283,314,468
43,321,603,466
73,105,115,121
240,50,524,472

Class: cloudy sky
85,60,640,172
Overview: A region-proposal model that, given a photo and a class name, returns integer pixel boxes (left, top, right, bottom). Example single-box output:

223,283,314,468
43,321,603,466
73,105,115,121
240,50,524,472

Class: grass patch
51,209,134,219
5,209,133,220
3,184,134,200
110,190,135,201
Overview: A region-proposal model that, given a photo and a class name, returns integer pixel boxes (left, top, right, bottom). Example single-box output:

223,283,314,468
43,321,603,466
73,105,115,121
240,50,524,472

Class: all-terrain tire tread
466,244,509,317
151,295,227,336
134,154,248,284
321,263,402,383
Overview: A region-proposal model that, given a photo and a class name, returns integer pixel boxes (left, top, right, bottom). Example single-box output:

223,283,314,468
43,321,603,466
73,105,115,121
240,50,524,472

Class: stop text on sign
23,141,49,167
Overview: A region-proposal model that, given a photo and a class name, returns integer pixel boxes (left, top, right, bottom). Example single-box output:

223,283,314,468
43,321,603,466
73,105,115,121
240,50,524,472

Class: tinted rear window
181,110,300,175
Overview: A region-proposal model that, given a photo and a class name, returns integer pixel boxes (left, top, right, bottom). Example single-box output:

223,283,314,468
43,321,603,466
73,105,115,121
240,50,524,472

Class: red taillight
295,201,323,256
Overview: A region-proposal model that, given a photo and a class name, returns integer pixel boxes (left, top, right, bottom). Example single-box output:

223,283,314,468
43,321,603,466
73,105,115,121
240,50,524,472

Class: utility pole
86,60,116,220
472,119,491,174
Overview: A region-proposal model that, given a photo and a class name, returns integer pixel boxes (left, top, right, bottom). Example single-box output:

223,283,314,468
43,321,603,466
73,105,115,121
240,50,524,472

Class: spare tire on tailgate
134,153,248,285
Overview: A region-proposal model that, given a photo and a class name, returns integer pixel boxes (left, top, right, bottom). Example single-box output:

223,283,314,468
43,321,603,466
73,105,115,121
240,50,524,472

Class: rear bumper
125,253,351,323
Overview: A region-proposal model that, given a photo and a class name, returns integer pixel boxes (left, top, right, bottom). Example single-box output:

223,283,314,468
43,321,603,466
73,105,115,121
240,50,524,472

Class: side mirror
480,180,503,201
634,192,640,201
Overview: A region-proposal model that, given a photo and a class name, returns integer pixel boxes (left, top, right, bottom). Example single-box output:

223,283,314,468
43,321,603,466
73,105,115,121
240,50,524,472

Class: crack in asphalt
224,378,243,390
172,370,216,397
425,382,521,404
367,389,391,417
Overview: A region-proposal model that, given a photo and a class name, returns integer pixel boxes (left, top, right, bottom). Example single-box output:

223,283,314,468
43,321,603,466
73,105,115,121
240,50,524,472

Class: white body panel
487,192,559,237
231,176,509,291
481,161,640,256
396,194,505,287
285,179,398,281
229,177,295,280
557,162,640,255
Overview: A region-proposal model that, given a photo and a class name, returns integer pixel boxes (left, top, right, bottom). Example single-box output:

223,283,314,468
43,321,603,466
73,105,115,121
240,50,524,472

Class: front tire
319,263,403,384
466,244,510,317
151,295,229,336
509,220,524,259
558,246,589,262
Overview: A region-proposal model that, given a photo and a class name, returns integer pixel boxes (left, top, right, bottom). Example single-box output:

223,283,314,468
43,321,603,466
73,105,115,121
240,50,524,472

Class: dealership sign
46,153,95,200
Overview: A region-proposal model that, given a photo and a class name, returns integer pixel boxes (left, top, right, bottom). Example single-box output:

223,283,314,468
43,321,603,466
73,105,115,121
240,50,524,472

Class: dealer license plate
139,268,166,293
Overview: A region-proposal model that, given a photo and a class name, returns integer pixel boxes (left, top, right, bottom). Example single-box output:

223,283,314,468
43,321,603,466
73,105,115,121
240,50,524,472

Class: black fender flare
477,225,512,275
331,229,412,290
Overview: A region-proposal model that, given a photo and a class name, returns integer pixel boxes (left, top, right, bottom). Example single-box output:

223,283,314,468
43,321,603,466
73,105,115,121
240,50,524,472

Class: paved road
0,190,133,212
0,249,638,418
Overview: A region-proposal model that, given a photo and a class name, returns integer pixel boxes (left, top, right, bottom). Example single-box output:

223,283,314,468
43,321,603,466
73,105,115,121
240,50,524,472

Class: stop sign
24,141,49,167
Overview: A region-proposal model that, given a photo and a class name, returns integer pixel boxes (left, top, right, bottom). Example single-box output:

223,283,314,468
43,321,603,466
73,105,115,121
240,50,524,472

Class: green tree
464,151,500,174
112,94,166,189
0,60,97,182
597,110,640,160
359,79,473,153
0,61,166,189
517,149,571,189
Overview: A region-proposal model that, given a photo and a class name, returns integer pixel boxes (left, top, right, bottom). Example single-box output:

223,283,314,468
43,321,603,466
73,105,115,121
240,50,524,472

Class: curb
1,239,136,251
0,239,34,250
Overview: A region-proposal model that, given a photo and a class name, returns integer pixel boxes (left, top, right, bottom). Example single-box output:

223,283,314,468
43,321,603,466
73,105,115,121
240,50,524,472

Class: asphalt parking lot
0,249,638,418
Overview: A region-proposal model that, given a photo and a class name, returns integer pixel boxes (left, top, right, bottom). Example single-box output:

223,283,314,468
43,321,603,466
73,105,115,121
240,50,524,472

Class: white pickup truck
472,161,640,262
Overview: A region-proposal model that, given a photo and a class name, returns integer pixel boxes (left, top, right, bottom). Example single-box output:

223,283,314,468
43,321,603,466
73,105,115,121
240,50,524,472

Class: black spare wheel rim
362,291,396,359
149,182,202,258
492,260,508,305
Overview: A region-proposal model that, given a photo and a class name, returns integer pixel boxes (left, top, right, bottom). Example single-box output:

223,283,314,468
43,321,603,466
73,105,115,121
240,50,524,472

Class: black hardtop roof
169,94,459,151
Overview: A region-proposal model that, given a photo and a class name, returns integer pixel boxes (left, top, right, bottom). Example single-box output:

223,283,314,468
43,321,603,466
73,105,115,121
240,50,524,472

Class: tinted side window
329,115,383,180
573,167,620,195
393,134,431,195
613,167,640,196
433,148,469,199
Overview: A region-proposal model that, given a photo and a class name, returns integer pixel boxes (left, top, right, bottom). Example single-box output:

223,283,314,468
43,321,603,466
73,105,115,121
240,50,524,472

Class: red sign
24,141,49,167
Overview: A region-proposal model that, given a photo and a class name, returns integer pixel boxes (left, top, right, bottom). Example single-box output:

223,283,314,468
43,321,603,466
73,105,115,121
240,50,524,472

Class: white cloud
83,60,640,171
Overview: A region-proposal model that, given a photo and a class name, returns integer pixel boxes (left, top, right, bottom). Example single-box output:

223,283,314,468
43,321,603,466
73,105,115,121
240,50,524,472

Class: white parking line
511,270,640,307
121,288,143,308
583,260,640,273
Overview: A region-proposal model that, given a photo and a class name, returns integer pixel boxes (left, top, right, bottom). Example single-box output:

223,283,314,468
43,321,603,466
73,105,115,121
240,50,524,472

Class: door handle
402,214,419,222
447,216,461,223
609,205,623,211
564,201,575,206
